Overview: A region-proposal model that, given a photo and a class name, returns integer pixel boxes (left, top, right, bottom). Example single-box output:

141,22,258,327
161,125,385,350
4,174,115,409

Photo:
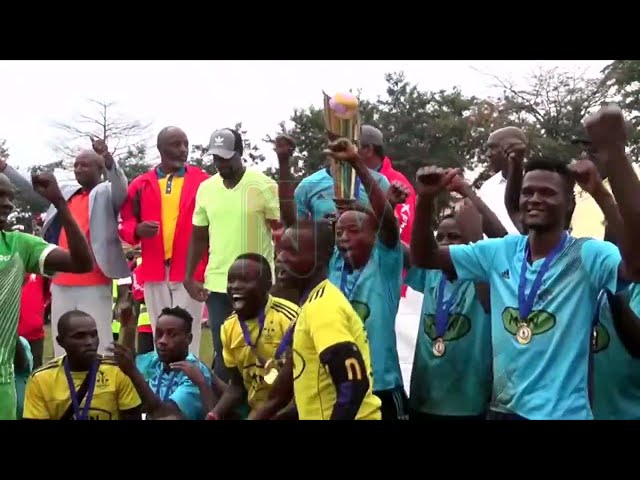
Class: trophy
323,91,361,201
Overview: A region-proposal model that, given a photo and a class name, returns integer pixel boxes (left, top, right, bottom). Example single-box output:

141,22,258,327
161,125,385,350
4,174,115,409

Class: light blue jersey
592,286,640,420
14,337,33,419
294,167,390,220
328,239,403,392
136,352,212,420
449,234,624,420
405,268,492,416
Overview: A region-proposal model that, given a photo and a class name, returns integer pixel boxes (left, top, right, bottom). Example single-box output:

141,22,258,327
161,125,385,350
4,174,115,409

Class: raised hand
446,173,470,197
107,342,136,376
90,136,114,169
584,104,628,149
387,181,410,207
504,140,527,166
415,166,458,198
324,138,359,165
31,172,65,206
569,158,604,196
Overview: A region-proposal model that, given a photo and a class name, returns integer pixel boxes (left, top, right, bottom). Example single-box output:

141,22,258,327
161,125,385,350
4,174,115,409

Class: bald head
157,126,186,149
488,127,527,145
74,150,104,189
157,126,189,173
486,126,528,174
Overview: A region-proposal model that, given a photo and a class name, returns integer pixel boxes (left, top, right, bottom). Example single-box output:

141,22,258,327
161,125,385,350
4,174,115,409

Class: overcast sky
0,60,611,170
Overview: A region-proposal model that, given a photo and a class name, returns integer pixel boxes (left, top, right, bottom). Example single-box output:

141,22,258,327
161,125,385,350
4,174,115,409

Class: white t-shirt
477,172,519,234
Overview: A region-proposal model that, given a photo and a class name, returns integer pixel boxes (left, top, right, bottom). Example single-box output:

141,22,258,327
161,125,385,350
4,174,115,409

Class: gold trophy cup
323,91,361,201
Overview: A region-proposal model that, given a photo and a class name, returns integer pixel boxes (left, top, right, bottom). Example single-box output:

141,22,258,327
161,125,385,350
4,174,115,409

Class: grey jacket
5,163,131,279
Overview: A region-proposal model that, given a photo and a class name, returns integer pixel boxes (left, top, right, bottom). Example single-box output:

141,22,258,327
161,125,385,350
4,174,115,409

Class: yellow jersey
23,356,141,420
221,295,299,409
293,280,381,420
158,174,184,260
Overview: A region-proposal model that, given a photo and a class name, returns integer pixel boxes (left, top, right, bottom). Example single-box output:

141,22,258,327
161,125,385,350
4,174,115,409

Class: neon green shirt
192,170,280,292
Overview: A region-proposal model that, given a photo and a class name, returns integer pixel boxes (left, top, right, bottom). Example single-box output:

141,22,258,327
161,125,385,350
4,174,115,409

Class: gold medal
516,323,532,345
432,338,446,357
263,359,280,385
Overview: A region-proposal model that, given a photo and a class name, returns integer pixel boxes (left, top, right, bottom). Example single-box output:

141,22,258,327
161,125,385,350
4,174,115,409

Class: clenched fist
415,166,458,198
584,104,628,149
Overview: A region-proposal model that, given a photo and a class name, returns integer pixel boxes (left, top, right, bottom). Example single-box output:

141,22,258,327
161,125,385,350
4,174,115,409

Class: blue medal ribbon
518,232,568,322
339,261,365,301
63,358,99,421
239,310,267,365
435,275,465,339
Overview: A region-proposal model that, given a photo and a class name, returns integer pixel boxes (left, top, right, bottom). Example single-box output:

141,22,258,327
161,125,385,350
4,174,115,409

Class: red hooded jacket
378,157,416,297
119,165,209,283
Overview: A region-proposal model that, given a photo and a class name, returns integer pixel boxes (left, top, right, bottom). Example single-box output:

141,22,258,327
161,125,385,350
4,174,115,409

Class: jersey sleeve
294,183,310,219
192,183,210,227
377,173,391,192
169,365,212,420
262,177,280,221
404,267,427,293
307,301,356,354
16,337,33,375
22,375,50,419
15,232,57,276
220,323,237,369
116,368,142,411
449,237,503,283
580,239,624,293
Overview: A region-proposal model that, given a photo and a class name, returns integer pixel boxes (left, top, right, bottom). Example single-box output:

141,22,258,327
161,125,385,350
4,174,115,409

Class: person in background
0,171,92,420
407,171,506,420
2,138,130,358
185,128,280,380
478,126,527,234
14,336,33,419
110,306,213,420
23,310,141,420
132,258,154,354
359,125,416,258
18,273,49,369
119,127,209,357
111,277,132,342
207,254,299,420
294,132,391,221
569,120,640,239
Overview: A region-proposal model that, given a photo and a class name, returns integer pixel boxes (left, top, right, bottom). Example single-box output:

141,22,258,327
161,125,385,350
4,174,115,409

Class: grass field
42,324,216,367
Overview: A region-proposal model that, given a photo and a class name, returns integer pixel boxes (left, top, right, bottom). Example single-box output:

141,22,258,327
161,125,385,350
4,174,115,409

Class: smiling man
119,127,210,356
23,310,141,420
207,253,299,419
185,128,280,380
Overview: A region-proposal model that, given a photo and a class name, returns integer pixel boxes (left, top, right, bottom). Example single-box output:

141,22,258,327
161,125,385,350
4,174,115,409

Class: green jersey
0,231,55,384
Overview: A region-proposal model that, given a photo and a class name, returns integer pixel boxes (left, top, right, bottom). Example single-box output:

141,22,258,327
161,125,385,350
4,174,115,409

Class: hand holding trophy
323,91,361,203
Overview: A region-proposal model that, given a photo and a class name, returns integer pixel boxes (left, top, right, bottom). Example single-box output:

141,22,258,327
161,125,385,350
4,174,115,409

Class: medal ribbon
435,275,465,338
63,358,99,421
155,371,177,401
339,256,372,302
518,232,568,322
239,310,267,366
